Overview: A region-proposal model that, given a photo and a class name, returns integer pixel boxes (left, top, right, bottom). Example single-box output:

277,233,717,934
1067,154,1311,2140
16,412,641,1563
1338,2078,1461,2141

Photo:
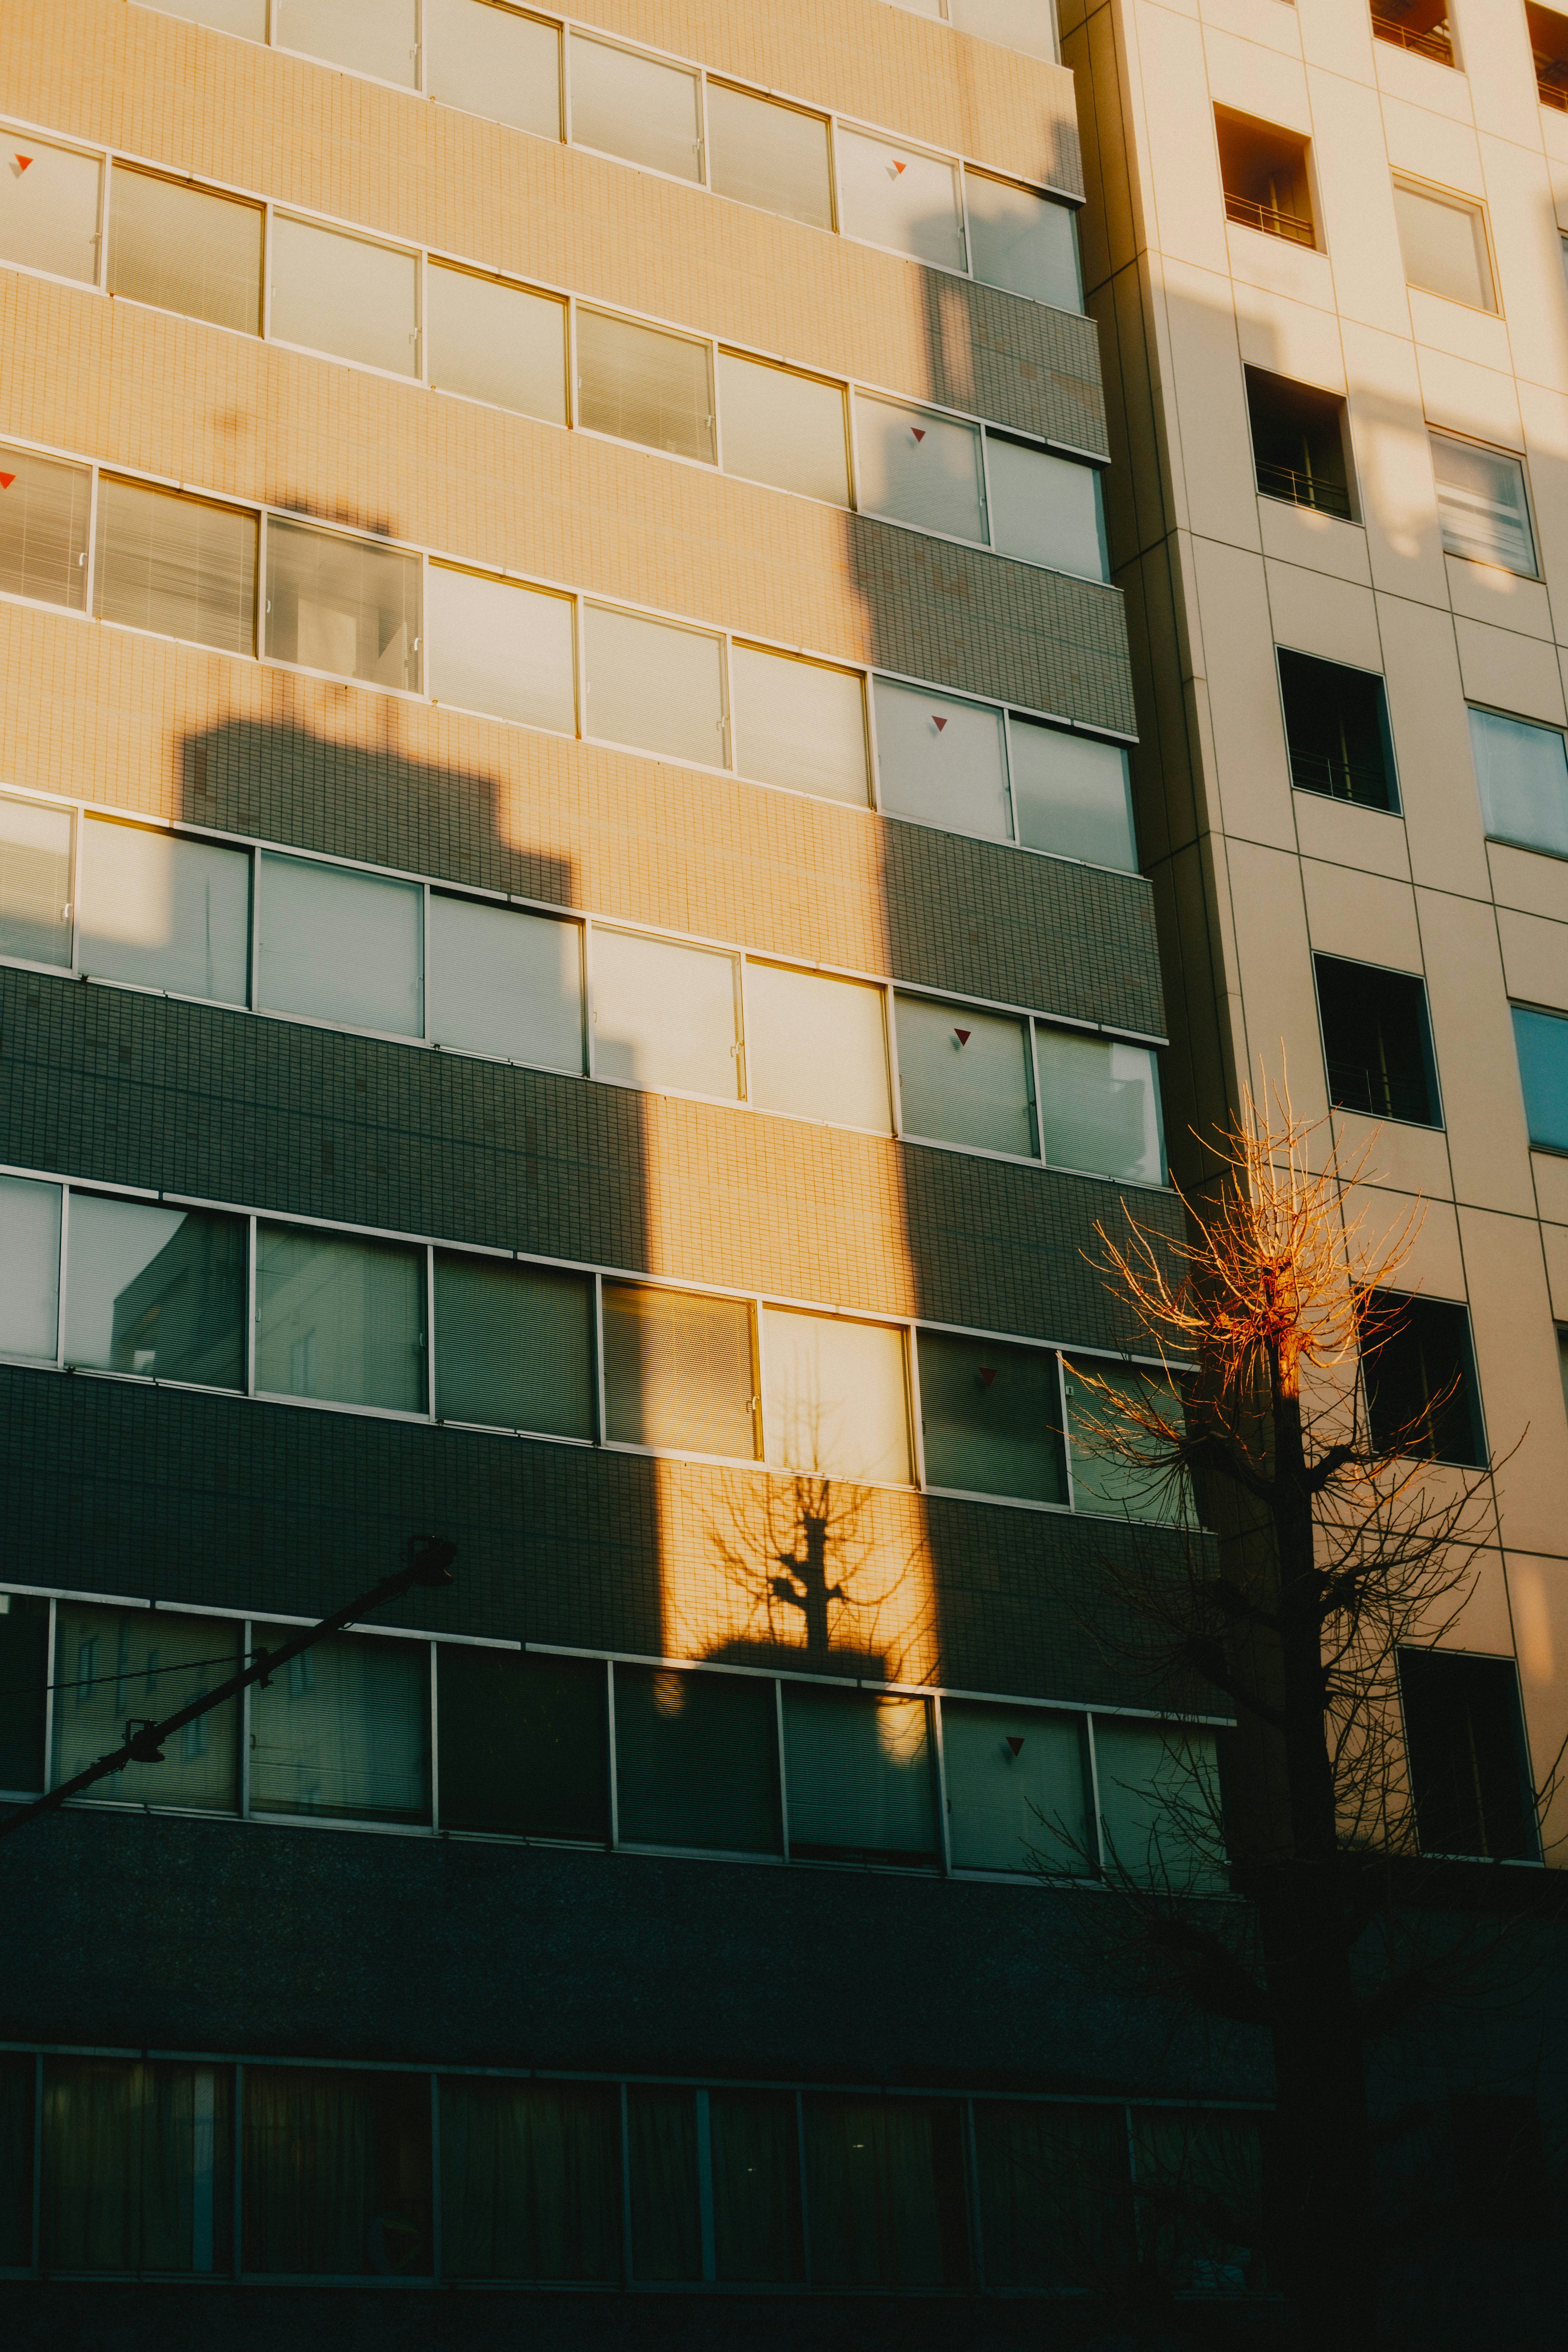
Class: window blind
568,36,702,181
0,447,91,610
576,309,715,462
265,519,421,689
583,605,726,766
94,479,257,656
873,679,1011,840
425,0,562,137
107,165,263,335
78,817,251,1003
601,1282,757,1458
761,1307,911,1483
427,264,567,423
257,853,423,1036
706,85,833,229
255,1227,427,1414
432,1254,595,1437
426,565,575,730
270,215,419,376
717,352,849,504
427,894,583,1070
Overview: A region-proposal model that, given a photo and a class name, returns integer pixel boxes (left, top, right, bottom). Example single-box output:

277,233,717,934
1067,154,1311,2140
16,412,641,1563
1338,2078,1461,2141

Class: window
1398,1648,1535,1858
1008,721,1137,867
250,1628,430,1823
627,2085,703,2280
601,1282,757,1458
440,2079,621,2281
1214,109,1314,246
0,446,91,610
0,1592,47,1793
1512,1005,1568,1151
1278,650,1398,811
64,1194,247,1388
1130,2109,1265,2292
243,2069,431,2273
873,678,1011,841
433,1254,595,1435
761,1307,912,1483
948,0,1059,56
833,129,966,272
855,394,986,542
1370,0,1454,66
269,216,418,374
1393,181,1494,310
1094,1719,1225,1889
1363,1292,1485,1466
426,264,567,423
1560,1325,1568,1423
567,35,702,181
94,479,257,655
706,85,833,231
257,854,423,1035
783,1686,938,1864
156,0,267,28
581,605,726,766
436,1648,608,1841
425,566,575,731
1314,954,1440,1126
803,2095,967,2286
425,0,562,138
575,310,715,464
964,172,1080,309
744,962,891,1131
916,1330,1066,1503
427,895,582,1069
942,1700,1089,1873
1245,369,1352,521
975,2102,1133,2290
0,133,100,283
730,646,869,804
273,0,418,85
0,1174,60,1360
78,817,250,1002
41,2059,234,2274
0,791,74,966
986,438,1106,577
592,929,740,1098
52,1602,242,1813
1036,1029,1163,1183
1528,1,1568,108
254,1226,428,1412
106,165,263,334
716,352,849,505
894,995,1035,1156
614,1665,783,1854
1431,431,1536,575
265,518,421,688
1468,706,1568,857
1063,1359,1186,1522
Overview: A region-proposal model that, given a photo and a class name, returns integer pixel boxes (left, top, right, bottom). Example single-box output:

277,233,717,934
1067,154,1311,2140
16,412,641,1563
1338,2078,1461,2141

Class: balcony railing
1223,191,1315,247
1536,56,1568,110
1289,750,1389,808
1370,11,1454,65
1256,461,1353,522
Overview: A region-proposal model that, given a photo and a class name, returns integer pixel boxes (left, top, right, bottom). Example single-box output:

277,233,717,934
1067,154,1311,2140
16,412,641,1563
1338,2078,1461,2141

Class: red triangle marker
978,1367,997,1388
893,160,907,175
932,715,947,733
13,155,32,173
0,475,14,490
954,1028,971,1046
1005,1735,1025,1757
911,427,926,443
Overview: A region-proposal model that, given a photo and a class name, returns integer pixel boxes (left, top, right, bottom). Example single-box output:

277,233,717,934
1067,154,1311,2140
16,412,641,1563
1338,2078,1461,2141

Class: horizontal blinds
576,310,714,463
78,817,251,1004
107,165,263,336
427,264,567,424
265,518,421,690
426,565,575,731
270,215,419,376
93,479,257,657
0,448,91,611
706,84,833,230
425,0,562,137
730,646,869,805
568,35,702,181
717,352,848,506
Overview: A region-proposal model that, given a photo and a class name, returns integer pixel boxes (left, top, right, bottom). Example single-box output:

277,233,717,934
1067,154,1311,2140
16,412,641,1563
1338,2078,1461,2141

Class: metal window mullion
582,921,598,1079
564,293,577,428
845,383,863,516
908,1320,929,1493
695,2087,715,2280
427,1638,440,1833
256,508,270,664
825,112,842,238
694,69,709,187
55,1184,71,1372
414,0,427,97
606,1657,620,1847
246,1216,258,1396
998,687,1018,843
247,842,263,1010
708,339,724,474
571,589,587,744
717,624,732,771
415,248,427,382
1084,1713,1105,1873
733,945,749,1104
884,985,905,1139
93,151,109,295
1056,1348,1076,1514
977,424,996,552
863,657,884,813
82,463,101,621
931,1690,952,1875
749,1296,768,1464
1025,1005,1044,1162
957,156,975,281
423,1238,436,1419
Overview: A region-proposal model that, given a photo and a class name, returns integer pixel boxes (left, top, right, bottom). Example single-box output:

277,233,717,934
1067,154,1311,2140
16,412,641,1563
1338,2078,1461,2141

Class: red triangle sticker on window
911,427,926,443
13,156,32,173
0,475,14,490
1005,1735,1025,1757
893,159,907,175
932,714,947,732
979,1366,998,1387
954,1027,971,1045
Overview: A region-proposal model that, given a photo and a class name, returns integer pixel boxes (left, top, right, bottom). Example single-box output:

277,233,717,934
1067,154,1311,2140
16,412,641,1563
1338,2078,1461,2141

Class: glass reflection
64,1195,246,1389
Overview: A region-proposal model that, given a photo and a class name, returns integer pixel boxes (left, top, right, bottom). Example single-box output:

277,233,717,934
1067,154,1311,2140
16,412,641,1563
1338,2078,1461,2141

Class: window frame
1391,174,1499,315
1312,949,1445,1132
1429,425,1539,579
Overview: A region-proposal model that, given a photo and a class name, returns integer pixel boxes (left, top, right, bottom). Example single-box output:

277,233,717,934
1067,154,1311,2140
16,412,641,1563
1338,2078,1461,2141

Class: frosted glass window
964,173,1078,306
583,606,726,766
1468,706,1568,858
0,794,73,967
155,1,267,31
602,1283,757,1458
64,1195,246,1388
895,996,1034,1155
274,0,418,84
428,895,583,1069
873,679,1011,840
107,166,263,335
614,1666,782,1854
1064,1359,1186,1523
0,1175,60,1360
731,646,869,804
834,129,966,273
78,819,250,1003
94,480,257,656
706,85,833,231
987,439,1106,578
434,1254,594,1435
270,216,419,376
250,1628,429,1822
717,352,848,504
915,1330,1065,1502
576,311,714,463
257,854,423,1036
0,447,91,610
428,265,566,423
782,1685,937,1865
949,0,1058,62
856,396,985,542
255,1225,427,1413
592,929,739,1097
1036,1029,1163,1183
265,519,421,690
1093,1718,1223,1889
0,135,100,283
943,1702,1089,1876
1009,720,1136,868
762,1308,912,1483
1431,432,1536,575
425,0,561,137
1513,1006,1568,1152
1393,183,1494,310
53,1605,241,1814
568,36,702,182
427,566,575,731
745,964,891,1131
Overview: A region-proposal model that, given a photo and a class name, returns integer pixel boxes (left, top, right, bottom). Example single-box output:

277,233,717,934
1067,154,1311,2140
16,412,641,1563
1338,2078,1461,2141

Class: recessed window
1393,180,1494,311
744,962,891,1132
833,128,967,272
1430,431,1537,575
1363,1292,1485,1466
0,1592,48,1796
77,817,251,1002
432,1254,595,1436
614,1665,783,1854
1063,1360,1187,1523
257,853,423,1036
894,994,1036,1156
95,479,258,656
730,646,869,805
568,34,702,181
254,1226,428,1413
0,133,100,283
705,84,833,231
761,1307,913,1483
274,0,417,84
51,1604,241,1813
1370,0,1455,65
986,437,1106,577
1451,2094,1550,2241
425,0,561,138
1008,721,1137,868
1512,1005,1568,1151
442,2078,621,2282
782,1686,939,1865
576,310,714,464
1468,706,1568,857
1035,1029,1164,1184
1245,369,1353,521
915,1329,1067,1503
592,929,740,1098
856,394,987,542
243,2067,431,2274
1314,953,1440,1126
436,1648,608,1842
264,518,421,689
427,895,583,1070
964,172,1081,310
64,1194,247,1388
425,565,575,732
1528,0,1568,109
1094,1718,1224,1888
0,792,74,967
1398,1648,1535,1857
426,264,567,424
106,165,263,335
0,445,91,611
942,1701,1089,1873
873,679,1011,841
716,352,849,505
1215,108,1314,246
581,604,726,766
601,1282,757,1459
1278,650,1398,811
269,216,419,375
0,1173,60,1361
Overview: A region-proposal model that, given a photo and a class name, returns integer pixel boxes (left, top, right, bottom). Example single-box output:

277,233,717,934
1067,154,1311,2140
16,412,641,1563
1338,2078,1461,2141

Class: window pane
568,36,702,181
428,895,582,1068
987,438,1106,576
274,0,418,84
107,165,262,334
628,2087,701,2280
895,995,1034,1154
803,2096,967,2286
576,310,713,463
425,0,561,137
1063,1359,1186,1522
583,604,726,765
1469,706,1568,857
78,818,249,1002
873,677,1011,840
0,1174,60,1359
745,962,891,1131
1398,1648,1535,1860
1362,1290,1486,1466
856,394,985,541
436,1648,608,1840
975,2103,1133,2292
731,646,868,803
0,134,100,283
1129,2109,1264,2293
250,1628,430,1821
964,172,1078,305
155,0,268,31
52,1604,241,1813
428,264,566,423
94,479,256,656
265,519,421,689
1314,954,1439,1127
65,1194,246,1388
1094,1718,1225,1889
0,446,91,608
602,1282,757,1458
614,1664,783,1853
257,853,422,1035
0,1593,49,1794
1035,1029,1164,1182
255,1225,427,1412
762,1307,911,1483
243,2069,431,2274
440,2079,620,2281
427,566,575,731
949,0,1059,58
592,928,739,1096
784,1685,937,1864
942,1699,1089,1873
1010,720,1136,867
706,85,832,229
711,2091,804,2283
1394,182,1493,309
269,215,418,374
834,129,966,271
434,1253,594,1435
1514,1006,1568,1151
40,2059,234,2274
1431,432,1536,575
915,1330,1064,1501
717,352,848,503
0,792,74,965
